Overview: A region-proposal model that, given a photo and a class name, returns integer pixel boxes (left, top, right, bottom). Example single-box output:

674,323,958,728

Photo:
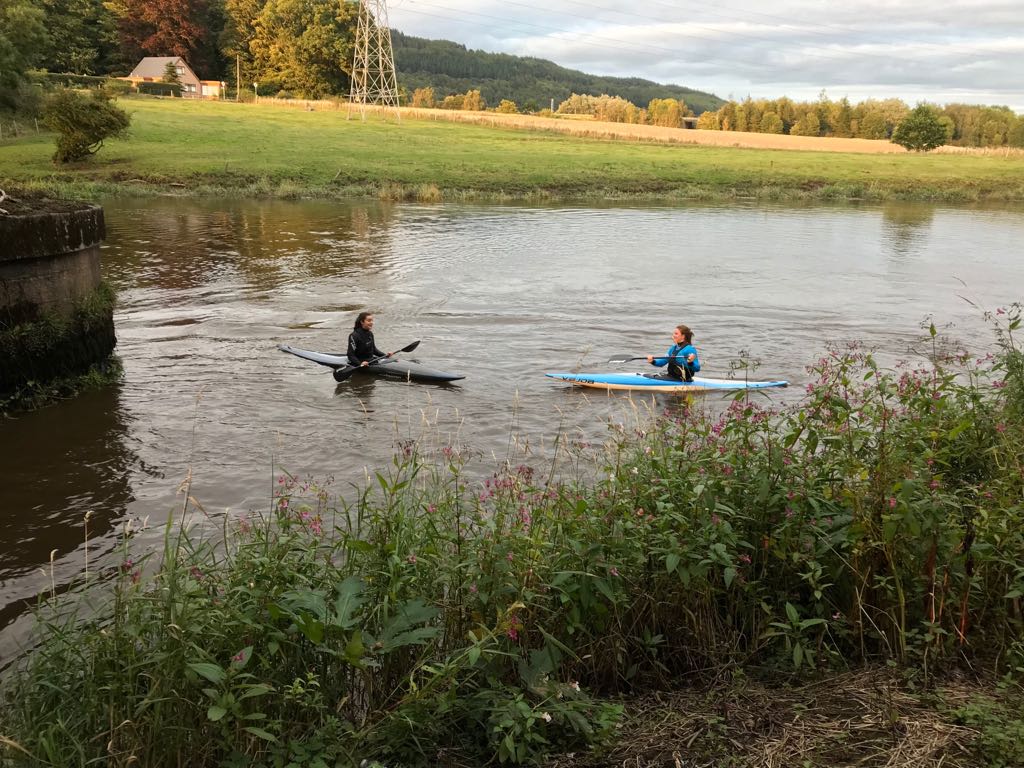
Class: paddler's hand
646,355,654,364
360,361,369,367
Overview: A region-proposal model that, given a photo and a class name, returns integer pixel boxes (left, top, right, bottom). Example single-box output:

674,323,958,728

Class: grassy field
1,97,1023,202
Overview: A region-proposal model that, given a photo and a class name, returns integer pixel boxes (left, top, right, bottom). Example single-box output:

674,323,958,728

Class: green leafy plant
41,88,130,163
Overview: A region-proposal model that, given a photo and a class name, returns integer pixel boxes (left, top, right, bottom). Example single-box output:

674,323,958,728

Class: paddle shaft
608,352,696,364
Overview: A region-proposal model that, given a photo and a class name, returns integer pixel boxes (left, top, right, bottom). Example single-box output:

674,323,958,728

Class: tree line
697,93,1024,149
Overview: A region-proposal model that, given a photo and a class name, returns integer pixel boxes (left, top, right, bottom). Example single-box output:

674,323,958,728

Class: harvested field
260,99,907,154
401,107,911,154
220,98,1024,157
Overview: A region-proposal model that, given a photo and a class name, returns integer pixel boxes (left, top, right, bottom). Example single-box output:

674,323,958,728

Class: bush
892,104,948,152
27,71,112,90
136,81,182,97
41,88,130,163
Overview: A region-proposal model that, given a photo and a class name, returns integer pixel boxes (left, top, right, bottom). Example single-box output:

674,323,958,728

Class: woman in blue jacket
647,324,700,381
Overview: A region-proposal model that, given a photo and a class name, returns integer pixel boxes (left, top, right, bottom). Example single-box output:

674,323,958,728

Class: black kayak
278,344,465,383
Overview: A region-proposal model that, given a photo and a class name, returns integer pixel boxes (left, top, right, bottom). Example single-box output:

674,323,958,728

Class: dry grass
933,145,1024,157
253,98,910,155
548,669,987,768
137,97,1024,159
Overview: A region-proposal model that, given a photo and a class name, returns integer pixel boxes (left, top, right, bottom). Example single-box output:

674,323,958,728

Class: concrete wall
0,203,116,404
0,205,105,320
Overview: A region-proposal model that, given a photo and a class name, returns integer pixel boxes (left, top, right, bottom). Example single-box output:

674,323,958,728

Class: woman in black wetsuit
347,312,391,367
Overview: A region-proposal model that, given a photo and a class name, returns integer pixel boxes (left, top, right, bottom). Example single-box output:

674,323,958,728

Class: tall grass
2,309,1023,767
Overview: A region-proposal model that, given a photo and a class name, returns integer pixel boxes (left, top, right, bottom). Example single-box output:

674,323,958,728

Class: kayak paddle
333,340,421,383
608,353,669,363
608,352,694,364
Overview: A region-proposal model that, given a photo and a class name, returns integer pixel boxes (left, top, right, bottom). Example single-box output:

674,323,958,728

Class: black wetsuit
347,327,385,366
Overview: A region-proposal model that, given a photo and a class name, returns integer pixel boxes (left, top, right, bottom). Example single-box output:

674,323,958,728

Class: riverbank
2,313,1023,767
1,98,1023,203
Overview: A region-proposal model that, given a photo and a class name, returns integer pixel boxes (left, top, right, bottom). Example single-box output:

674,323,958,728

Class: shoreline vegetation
2,311,1023,767
1,98,1023,204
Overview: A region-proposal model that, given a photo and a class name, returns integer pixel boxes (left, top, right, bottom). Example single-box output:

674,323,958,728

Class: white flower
540,712,552,722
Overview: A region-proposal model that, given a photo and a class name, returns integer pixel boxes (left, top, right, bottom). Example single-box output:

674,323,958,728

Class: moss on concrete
1,282,118,413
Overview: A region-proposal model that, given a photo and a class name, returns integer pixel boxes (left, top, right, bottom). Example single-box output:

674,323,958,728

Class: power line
351,0,402,117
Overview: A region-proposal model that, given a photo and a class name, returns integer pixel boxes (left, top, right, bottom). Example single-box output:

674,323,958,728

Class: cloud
388,0,1024,109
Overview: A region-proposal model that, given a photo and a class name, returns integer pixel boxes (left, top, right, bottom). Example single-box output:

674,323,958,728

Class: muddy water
2,198,1022,661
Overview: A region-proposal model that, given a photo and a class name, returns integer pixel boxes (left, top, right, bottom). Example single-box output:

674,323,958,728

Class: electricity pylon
349,0,401,120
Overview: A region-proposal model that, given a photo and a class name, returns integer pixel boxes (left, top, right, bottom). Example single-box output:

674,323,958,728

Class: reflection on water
881,203,936,258
0,386,138,643
2,198,1023,662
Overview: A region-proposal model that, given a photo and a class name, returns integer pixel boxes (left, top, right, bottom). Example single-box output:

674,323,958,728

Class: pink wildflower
888,497,897,509
609,566,619,577
407,554,417,564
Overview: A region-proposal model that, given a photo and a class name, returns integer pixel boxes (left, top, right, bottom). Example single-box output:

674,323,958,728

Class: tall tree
0,0,48,107
220,0,264,89
830,97,853,137
249,0,357,98
35,0,120,74
115,0,223,76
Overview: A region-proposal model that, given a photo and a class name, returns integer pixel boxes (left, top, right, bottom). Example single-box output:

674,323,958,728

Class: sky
385,0,1024,111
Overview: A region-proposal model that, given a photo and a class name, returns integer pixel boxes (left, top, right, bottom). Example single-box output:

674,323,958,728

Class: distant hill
392,31,724,115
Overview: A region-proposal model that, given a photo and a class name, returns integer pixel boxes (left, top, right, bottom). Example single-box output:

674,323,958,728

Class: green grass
2,97,1023,202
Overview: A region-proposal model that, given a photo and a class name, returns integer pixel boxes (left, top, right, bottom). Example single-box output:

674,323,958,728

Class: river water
2,198,1022,662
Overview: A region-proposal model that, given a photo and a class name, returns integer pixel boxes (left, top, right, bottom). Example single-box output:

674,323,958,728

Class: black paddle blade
332,365,358,383
397,340,420,354
608,354,646,363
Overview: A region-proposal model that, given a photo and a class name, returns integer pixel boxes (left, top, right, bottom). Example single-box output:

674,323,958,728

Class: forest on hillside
391,32,723,115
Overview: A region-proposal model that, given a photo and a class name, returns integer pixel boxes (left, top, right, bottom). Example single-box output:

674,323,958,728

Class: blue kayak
545,372,788,393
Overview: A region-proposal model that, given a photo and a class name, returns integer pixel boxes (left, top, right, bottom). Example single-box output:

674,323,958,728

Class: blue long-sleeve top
651,343,701,375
